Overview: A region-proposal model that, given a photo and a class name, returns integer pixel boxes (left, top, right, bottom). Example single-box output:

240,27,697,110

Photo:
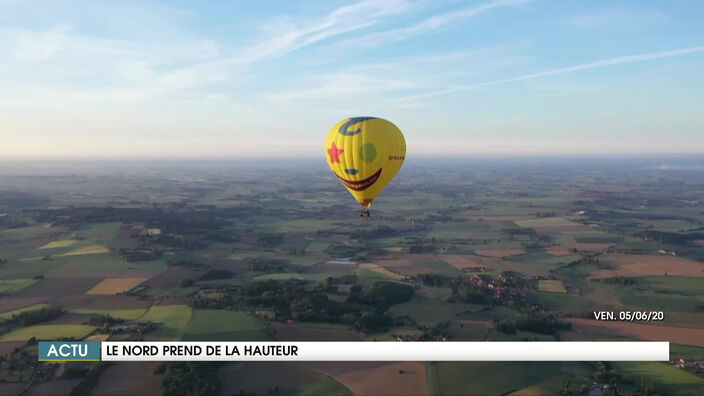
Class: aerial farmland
0,157,703,394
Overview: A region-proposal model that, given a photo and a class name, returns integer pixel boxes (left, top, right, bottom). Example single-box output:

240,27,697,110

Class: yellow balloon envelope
325,117,406,208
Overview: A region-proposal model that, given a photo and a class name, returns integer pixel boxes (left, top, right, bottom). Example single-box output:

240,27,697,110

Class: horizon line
2,152,704,162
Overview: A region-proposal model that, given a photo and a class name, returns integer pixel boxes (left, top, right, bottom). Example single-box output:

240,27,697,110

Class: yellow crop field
86,278,146,295
359,263,405,280
56,245,110,256
39,240,77,249
538,280,567,294
84,334,110,341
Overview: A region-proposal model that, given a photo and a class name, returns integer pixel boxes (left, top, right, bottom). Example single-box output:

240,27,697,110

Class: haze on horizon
2,0,704,159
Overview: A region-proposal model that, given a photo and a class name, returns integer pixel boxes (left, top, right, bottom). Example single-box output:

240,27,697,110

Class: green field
638,276,704,293
253,273,306,281
184,310,272,341
670,344,704,360
508,252,581,266
640,219,696,232
41,254,166,278
431,362,592,395
616,238,674,253
420,258,465,277
0,303,52,320
230,250,324,267
615,288,704,312
527,291,592,314
613,362,704,395
139,305,193,340
77,222,122,244
0,368,34,382
271,219,335,233
0,279,38,293
554,262,597,278
0,324,96,341
463,239,527,251
0,224,58,243
278,238,310,252
505,252,581,277
515,217,580,228
389,294,480,327
538,280,567,293
291,322,351,331
0,258,66,279
68,308,148,320
570,231,624,243
426,221,489,239
219,362,351,396
0,252,161,279
306,241,331,253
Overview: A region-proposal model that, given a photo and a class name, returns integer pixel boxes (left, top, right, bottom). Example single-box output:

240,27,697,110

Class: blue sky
1,0,703,158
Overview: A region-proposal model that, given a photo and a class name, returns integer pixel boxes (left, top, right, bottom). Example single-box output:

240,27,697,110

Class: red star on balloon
327,142,344,163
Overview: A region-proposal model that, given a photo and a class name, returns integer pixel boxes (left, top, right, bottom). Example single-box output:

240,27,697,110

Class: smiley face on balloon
325,117,406,209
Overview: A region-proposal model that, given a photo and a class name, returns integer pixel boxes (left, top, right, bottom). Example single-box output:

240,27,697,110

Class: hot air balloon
325,117,406,217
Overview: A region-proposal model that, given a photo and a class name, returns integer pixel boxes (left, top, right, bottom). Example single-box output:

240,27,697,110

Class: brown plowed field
570,318,704,347
15,278,102,298
589,254,704,279
378,258,435,275
29,379,81,396
0,383,27,395
442,254,500,270
91,362,163,396
158,297,193,306
143,266,201,289
56,294,153,310
0,341,25,357
0,297,48,313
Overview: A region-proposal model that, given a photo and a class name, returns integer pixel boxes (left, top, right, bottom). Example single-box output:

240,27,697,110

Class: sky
1,0,704,158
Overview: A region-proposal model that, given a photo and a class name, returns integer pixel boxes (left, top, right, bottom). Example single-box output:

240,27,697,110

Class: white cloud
235,0,419,64
562,8,669,30
0,23,226,102
261,41,534,104
0,0,423,104
0,26,219,66
337,0,532,48
393,45,704,102
264,72,417,101
6,25,70,61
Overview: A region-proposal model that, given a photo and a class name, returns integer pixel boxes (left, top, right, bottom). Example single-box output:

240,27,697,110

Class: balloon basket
360,210,371,218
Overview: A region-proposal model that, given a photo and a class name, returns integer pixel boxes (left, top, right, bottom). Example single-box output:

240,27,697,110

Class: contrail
393,45,704,102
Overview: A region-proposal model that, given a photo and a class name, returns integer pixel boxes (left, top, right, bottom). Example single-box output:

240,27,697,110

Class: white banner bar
101,341,669,361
